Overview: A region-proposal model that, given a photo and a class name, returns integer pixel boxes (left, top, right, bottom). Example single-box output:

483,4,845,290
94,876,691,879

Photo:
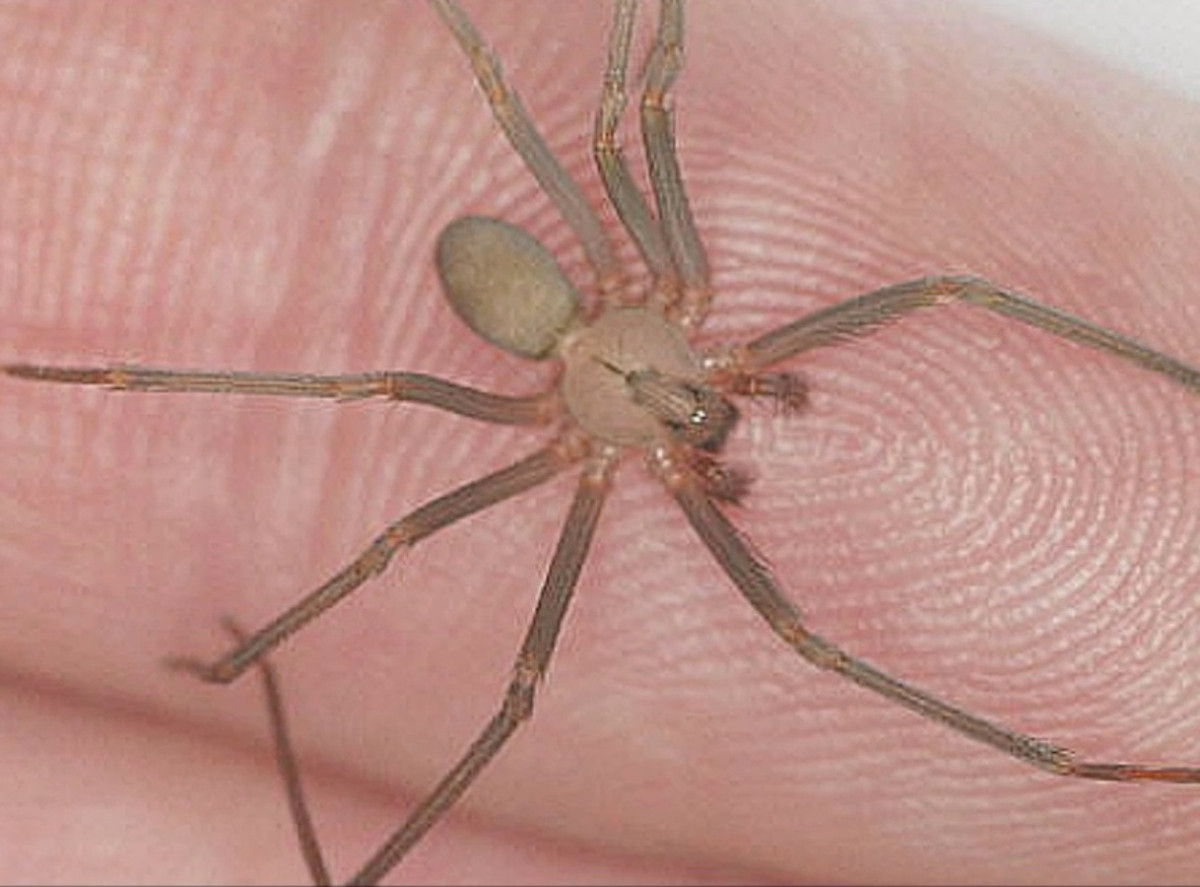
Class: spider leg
2,364,558,425
345,452,615,886
428,0,621,297
641,0,711,329
222,617,332,886
168,436,586,685
653,447,1200,784
729,275,1200,394
594,0,677,307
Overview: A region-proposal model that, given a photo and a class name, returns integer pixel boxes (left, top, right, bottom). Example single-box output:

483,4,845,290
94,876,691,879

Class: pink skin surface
3,1,1200,884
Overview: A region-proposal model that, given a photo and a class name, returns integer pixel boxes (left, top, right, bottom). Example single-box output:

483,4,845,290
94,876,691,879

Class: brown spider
6,1,1200,883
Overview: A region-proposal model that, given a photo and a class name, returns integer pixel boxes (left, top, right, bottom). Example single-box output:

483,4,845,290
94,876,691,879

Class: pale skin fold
4,1,1200,884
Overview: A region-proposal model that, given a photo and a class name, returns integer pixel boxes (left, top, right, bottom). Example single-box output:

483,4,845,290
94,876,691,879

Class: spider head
559,306,739,453
621,367,739,452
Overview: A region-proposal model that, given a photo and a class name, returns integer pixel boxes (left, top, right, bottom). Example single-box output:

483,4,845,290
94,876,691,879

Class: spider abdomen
436,215,581,359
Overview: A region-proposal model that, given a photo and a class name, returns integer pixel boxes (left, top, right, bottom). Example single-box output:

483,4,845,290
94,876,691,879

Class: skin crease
5,0,1200,883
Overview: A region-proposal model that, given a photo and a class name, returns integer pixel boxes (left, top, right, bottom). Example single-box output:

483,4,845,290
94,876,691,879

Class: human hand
3,2,1200,883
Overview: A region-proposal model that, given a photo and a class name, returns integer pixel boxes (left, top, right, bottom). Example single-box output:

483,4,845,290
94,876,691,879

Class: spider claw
162,654,234,684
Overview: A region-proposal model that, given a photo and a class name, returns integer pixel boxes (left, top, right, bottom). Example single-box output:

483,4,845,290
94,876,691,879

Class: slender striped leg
593,0,677,310
641,0,712,328
168,437,586,685
653,447,1200,784
224,618,333,886
427,0,621,296
3,364,558,426
727,275,1200,394
345,453,616,885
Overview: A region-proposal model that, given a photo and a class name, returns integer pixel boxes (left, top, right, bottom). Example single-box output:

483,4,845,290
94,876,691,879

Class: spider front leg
653,448,1200,785
594,0,676,303
592,0,710,323
640,0,711,327
724,274,1200,393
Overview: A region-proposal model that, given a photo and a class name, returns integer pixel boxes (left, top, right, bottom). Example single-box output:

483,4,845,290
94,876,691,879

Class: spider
6,1,1200,883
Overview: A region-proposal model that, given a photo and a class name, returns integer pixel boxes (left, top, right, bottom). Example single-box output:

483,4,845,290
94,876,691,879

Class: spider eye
436,216,581,359
673,385,738,452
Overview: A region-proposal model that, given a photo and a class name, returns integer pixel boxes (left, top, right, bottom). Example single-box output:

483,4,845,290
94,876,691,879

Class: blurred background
970,0,1200,100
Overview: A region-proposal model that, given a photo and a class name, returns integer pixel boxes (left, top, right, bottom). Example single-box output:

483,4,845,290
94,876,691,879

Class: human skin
3,1,1200,883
